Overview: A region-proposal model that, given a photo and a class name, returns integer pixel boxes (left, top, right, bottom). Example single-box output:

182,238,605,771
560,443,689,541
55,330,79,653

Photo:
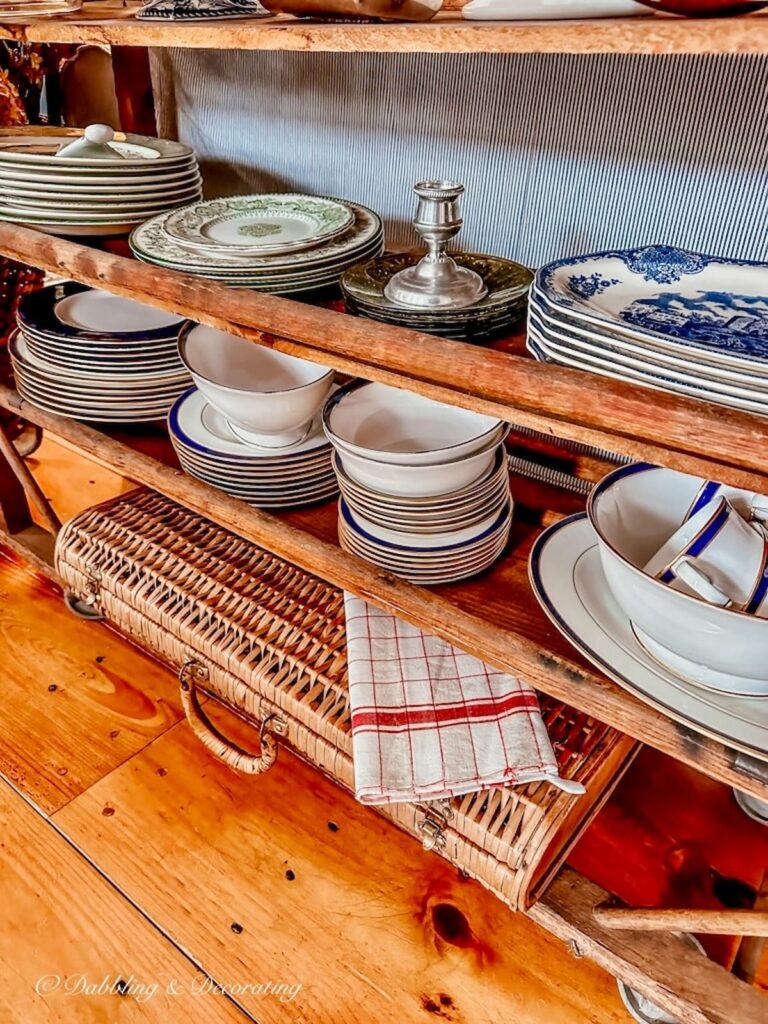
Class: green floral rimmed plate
131,202,382,272
341,252,533,317
162,194,355,255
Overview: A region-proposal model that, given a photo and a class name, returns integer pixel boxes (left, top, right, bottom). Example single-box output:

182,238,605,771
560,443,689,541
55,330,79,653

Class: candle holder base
384,255,487,310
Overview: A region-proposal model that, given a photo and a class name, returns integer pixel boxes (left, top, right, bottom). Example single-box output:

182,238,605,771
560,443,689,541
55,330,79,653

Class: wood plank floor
0,547,181,813
0,780,248,1023
0,521,626,1023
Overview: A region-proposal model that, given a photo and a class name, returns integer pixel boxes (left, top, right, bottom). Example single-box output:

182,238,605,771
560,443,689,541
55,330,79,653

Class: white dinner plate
529,512,768,757
0,165,199,188
12,333,187,384
0,129,194,167
462,0,648,17
1,190,203,213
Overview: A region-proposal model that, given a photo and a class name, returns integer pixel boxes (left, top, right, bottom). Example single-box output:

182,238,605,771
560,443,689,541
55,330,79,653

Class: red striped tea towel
344,594,582,805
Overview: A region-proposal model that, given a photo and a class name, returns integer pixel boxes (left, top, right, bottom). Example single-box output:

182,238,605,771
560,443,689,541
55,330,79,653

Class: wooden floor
4,435,768,1022
0,539,625,1023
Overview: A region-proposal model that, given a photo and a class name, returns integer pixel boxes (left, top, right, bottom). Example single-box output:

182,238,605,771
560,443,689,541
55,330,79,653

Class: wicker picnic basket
55,487,638,909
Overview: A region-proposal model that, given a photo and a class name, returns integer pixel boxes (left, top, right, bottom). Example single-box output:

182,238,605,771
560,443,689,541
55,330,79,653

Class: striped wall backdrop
151,50,768,267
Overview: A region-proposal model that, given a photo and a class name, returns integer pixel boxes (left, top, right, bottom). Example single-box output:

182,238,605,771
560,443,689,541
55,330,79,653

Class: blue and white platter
529,288,768,385
536,245,768,367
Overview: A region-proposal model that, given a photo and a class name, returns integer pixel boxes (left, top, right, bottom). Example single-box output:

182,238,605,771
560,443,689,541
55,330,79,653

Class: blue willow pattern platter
536,245,768,362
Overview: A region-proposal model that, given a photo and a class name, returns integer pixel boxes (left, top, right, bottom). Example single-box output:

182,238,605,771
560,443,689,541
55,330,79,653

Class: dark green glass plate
341,252,533,318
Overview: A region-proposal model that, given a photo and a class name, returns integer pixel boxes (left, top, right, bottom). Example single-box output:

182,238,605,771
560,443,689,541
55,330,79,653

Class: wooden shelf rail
0,3,766,54
3,223,768,492
3,383,768,805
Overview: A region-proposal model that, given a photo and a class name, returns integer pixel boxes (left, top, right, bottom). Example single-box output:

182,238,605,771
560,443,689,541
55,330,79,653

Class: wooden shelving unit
0,1,765,54
1,15,767,1024
1,226,768,811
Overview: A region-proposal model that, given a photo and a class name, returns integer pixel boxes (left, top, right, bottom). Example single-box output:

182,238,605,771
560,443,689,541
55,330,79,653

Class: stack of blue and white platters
168,324,338,509
528,245,768,416
325,380,512,585
12,282,190,422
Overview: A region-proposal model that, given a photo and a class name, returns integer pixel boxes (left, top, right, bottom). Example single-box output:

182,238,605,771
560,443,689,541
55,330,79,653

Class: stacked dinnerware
324,380,512,584
11,282,190,422
0,125,201,237
169,324,338,509
528,244,768,416
530,465,768,761
341,252,532,342
131,195,384,294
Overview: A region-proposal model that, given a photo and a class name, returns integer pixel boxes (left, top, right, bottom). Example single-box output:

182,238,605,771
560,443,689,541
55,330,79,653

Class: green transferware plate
162,194,355,255
131,202,382,271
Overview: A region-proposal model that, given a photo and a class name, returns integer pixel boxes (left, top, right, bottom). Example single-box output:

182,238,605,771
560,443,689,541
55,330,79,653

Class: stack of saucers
324,381,512,584
528,245,768,416
11,282,190,422
169,324,338,509
131,195,384,294
0,126,201,237
341,253,532,342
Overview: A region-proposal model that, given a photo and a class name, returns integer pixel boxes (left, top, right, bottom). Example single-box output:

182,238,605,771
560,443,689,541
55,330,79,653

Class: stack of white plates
0,125,202,237
11,282,190,422
325,380,512,584
130,195,384,294
0,0,81,17
168,388,339,509
528,245,768,416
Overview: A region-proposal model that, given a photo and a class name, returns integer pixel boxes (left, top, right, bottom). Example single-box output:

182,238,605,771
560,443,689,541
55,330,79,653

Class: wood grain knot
431,903,471,948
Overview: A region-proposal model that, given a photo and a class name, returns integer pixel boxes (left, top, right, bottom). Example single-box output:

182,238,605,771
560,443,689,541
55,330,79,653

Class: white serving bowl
336,440,501,497
179,322,334,448
588,463,768,679
324,379,506,466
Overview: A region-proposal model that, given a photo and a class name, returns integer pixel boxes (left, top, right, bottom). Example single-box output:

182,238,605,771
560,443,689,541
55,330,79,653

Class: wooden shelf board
4,224,768,493
0,3,765,53
4,385,768,805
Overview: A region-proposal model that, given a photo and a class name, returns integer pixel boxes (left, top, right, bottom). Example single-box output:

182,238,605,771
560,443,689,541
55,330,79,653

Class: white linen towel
344,594,583,805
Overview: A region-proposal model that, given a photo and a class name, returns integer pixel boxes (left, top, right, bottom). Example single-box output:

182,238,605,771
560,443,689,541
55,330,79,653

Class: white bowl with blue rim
332,444,508,510
179,322,335,449
335,439,502,498
323,379,506,467
588,463,768,681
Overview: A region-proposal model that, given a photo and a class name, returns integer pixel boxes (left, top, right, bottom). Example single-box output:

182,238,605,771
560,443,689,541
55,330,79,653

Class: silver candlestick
384,180,488,310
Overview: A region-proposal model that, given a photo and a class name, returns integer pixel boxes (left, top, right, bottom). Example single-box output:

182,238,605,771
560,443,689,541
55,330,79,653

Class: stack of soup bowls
169,324,338,509
588,464,768,695
324,381,512,584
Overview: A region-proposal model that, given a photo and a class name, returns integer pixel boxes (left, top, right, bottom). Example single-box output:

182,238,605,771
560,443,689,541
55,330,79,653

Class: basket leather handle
179,660,282,775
